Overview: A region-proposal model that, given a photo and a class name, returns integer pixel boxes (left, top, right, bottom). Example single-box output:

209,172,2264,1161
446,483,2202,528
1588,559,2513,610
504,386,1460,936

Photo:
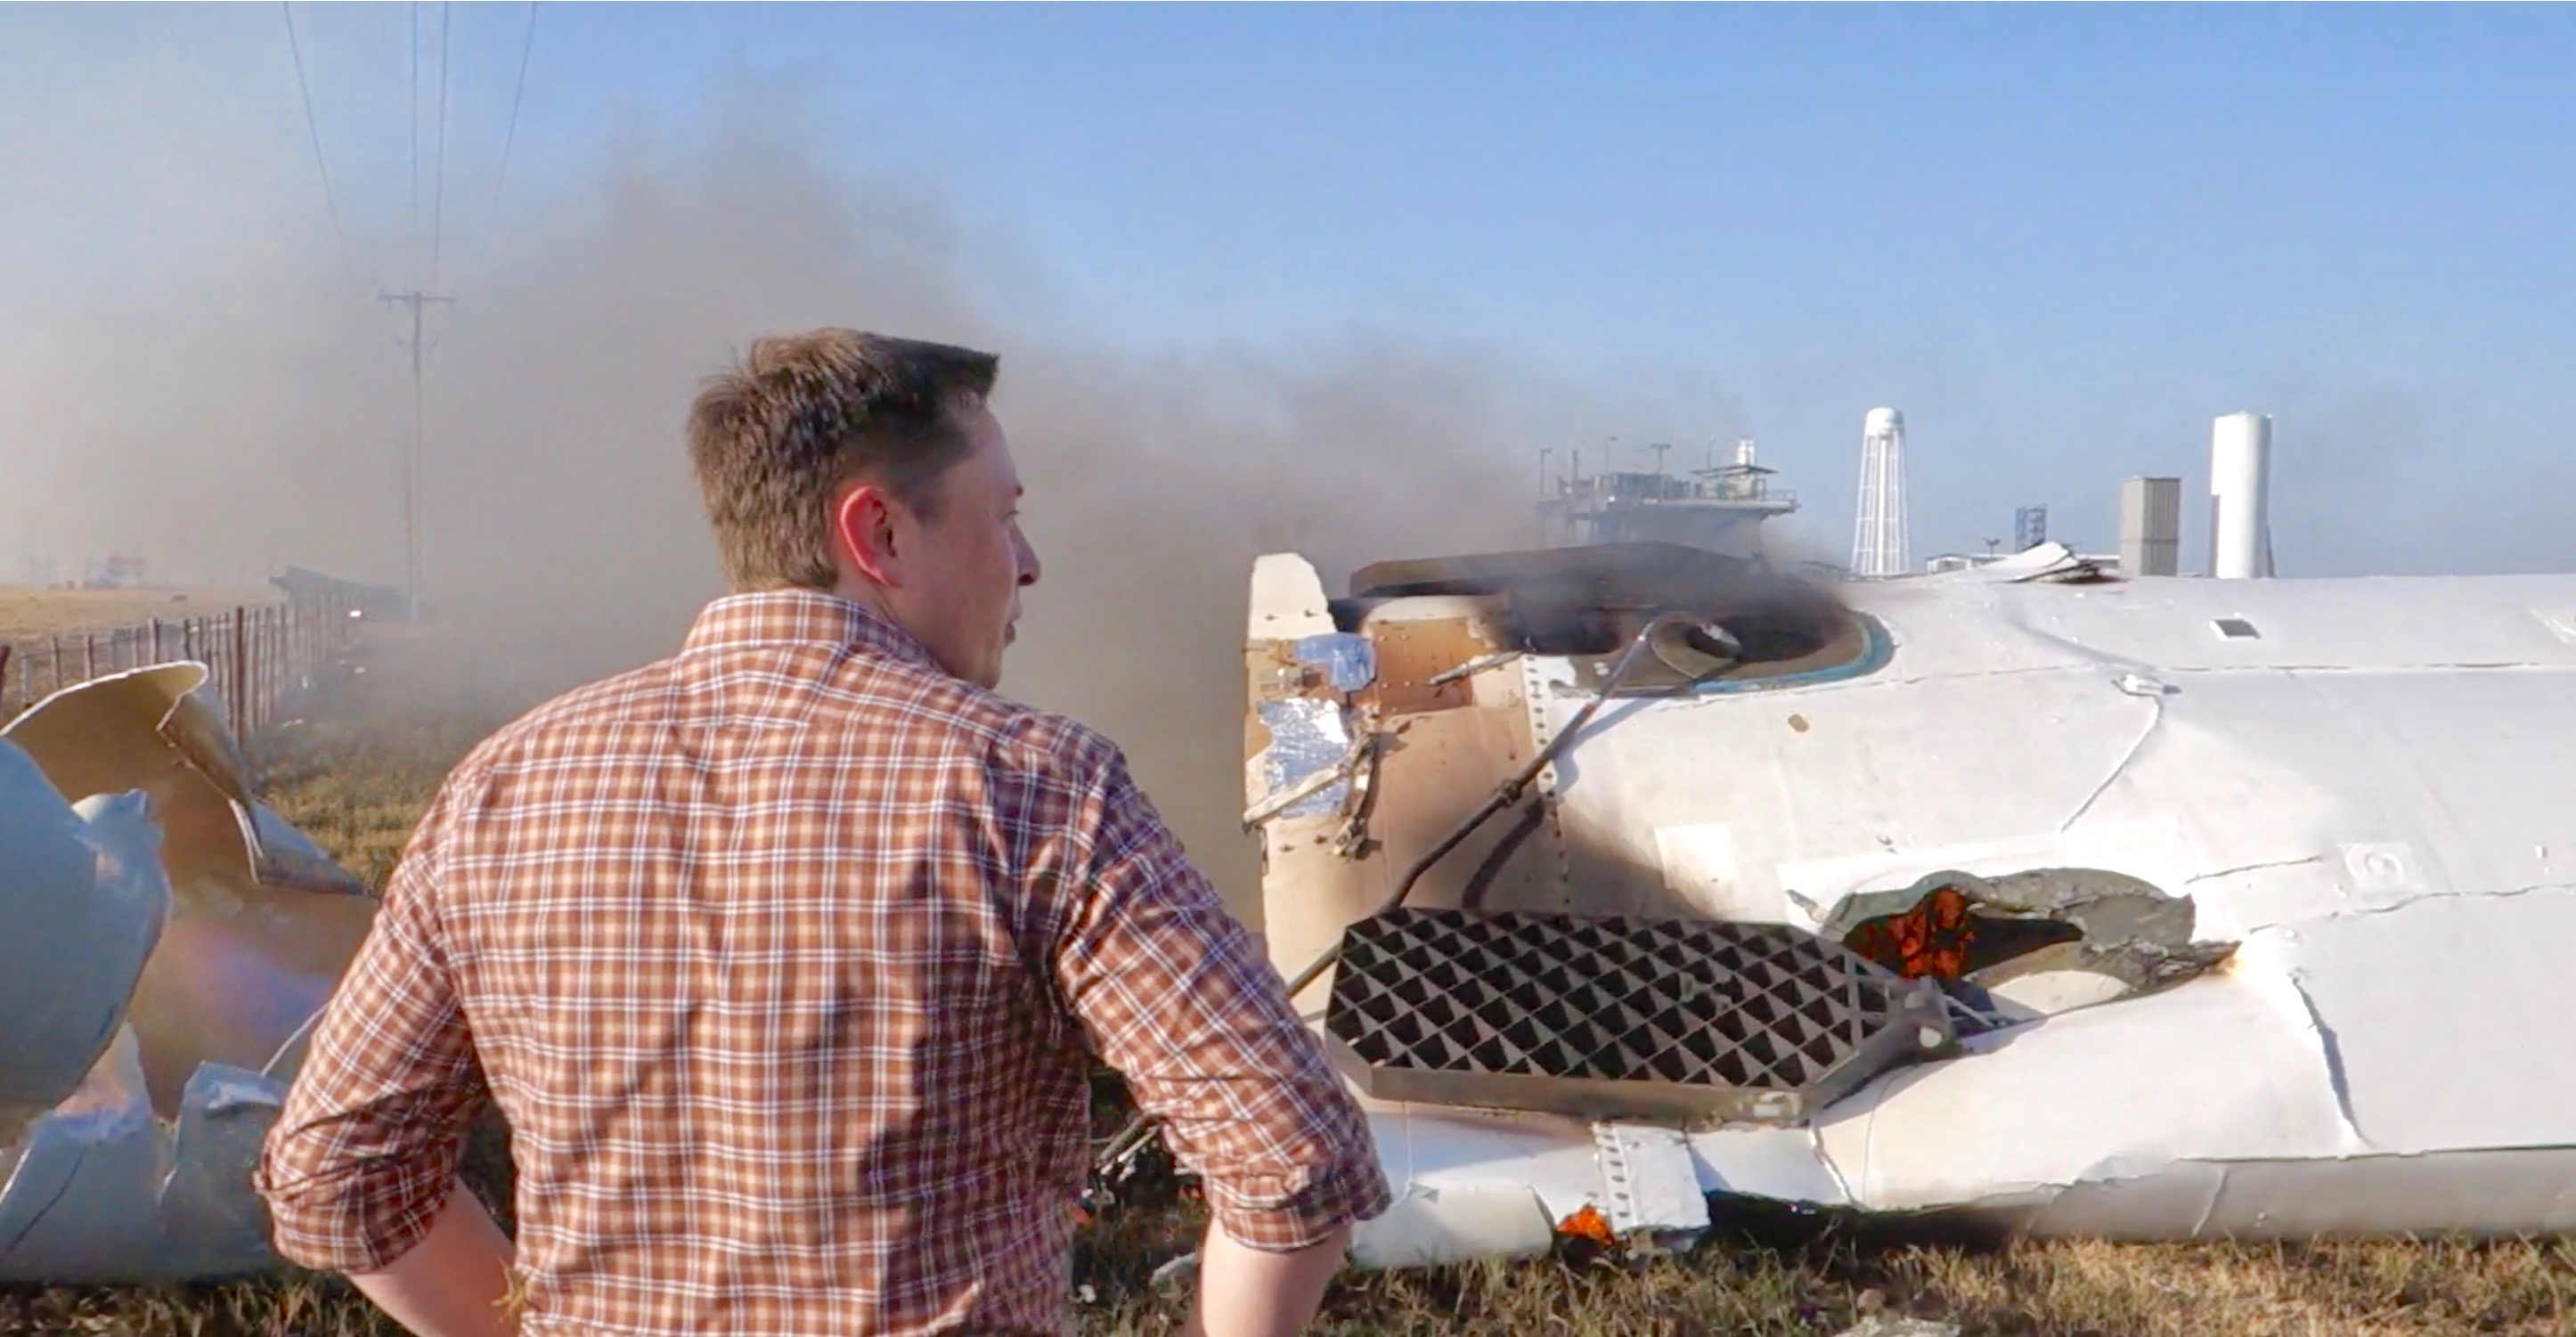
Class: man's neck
822,577,951,678
827,575,902,628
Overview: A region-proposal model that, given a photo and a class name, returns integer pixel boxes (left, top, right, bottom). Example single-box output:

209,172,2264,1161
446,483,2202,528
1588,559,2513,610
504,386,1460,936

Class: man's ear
835,482,906,589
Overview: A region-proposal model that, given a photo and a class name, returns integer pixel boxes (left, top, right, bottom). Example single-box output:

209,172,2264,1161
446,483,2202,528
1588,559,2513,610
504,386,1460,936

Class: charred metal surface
1344,542,1855,678
1354,708,1555,914
1825,869,2237,1017
1365,616,1489,715
1325,908,1952,1123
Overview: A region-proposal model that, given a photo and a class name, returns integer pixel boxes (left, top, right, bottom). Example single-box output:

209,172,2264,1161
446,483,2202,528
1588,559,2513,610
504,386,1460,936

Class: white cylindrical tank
1734,437,1758,469
1865,407,1904,436
2210,412,2273,579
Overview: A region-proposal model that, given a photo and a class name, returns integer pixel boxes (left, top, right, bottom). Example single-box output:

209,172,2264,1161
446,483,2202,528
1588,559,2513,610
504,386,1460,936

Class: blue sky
7,4,2576,573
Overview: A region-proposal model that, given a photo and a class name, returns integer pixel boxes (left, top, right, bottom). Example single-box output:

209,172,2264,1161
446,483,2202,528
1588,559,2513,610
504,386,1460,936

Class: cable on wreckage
1092,611,1741,1181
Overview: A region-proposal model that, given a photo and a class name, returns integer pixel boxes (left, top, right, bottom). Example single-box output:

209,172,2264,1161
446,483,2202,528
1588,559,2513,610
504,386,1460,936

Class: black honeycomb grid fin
1324,908,1952,1124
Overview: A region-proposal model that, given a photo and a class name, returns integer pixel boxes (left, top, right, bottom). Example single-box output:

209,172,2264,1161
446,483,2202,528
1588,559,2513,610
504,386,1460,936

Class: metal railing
1551,477,1798,507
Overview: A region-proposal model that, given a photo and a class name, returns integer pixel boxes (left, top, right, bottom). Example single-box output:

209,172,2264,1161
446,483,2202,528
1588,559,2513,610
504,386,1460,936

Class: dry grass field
5,632,2573,1336
0,586,279,641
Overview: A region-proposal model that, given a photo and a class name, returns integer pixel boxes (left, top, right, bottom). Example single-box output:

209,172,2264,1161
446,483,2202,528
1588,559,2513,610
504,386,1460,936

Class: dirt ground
4,629,2572,1336
0,584,277,640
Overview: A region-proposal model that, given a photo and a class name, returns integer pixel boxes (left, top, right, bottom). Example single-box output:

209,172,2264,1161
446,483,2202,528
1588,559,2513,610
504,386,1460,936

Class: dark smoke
6,105,1708,916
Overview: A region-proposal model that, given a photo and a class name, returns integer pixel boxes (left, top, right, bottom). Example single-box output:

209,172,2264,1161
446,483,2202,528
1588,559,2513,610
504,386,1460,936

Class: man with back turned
258,330,1389,1337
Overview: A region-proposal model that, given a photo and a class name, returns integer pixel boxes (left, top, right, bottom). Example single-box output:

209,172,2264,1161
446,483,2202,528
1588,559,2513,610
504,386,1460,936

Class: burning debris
1238,534,2576,1264
1824,868,2237,1017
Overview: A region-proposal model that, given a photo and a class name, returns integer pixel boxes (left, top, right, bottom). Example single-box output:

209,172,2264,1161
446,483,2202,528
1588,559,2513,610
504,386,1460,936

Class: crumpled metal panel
154,1063,290,1277
0,661,373,1281
1325,908,1952,1123
0,746,169,1115
1253,698,1355,820
0,1034,289,1283
0,1028,160,1280
4,663,367,901
1292,632,1376,693
4,664,374,1111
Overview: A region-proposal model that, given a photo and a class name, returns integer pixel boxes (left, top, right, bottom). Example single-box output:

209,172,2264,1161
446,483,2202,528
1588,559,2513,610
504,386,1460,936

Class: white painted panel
1689,1124,1850,1206
1815,969,2348,1211
1350,1185,1556,1269
2281,889,2576,1155
1655,823,1764,920
1365,1104,1605,1223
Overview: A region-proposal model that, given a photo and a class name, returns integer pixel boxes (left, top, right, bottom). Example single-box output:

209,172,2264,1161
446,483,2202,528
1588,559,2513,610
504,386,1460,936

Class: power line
481,2,539,260
278,3,347,258
408,0,421,289
431,1,452,286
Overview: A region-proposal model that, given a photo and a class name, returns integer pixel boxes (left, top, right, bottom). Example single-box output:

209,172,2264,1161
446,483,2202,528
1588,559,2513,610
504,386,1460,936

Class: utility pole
379,289,453,619
1536,447,1554,545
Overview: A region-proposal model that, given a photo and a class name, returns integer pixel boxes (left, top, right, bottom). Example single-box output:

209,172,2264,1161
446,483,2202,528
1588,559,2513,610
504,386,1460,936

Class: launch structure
2014,505,2050,554
1536,437,1797,558
1850,407,1909,577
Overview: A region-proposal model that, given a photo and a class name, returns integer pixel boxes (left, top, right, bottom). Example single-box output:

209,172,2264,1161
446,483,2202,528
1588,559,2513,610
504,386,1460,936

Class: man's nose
1015,527,1042,587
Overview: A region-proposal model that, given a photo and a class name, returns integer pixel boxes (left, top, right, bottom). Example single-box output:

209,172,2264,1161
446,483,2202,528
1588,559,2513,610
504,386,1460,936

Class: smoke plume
2,102,1673,914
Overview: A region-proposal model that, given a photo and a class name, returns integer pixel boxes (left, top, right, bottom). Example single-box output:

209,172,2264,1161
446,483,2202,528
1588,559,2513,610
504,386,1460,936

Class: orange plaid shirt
257,591,1387,1335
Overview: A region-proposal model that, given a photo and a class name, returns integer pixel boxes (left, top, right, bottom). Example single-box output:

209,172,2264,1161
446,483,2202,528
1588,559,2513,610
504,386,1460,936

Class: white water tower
1851,408,1909,577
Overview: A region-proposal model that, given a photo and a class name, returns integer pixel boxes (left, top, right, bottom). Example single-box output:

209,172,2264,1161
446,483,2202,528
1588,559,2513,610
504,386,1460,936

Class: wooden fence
0,588,362,732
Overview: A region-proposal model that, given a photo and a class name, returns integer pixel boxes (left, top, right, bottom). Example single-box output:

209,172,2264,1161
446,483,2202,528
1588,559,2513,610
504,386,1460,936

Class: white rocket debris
0,664,373,1282
11,519,2575,1280
1246,541,2576,1264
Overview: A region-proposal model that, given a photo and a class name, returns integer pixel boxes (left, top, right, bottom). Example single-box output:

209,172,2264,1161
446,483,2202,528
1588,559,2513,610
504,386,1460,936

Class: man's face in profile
892,399,1040,689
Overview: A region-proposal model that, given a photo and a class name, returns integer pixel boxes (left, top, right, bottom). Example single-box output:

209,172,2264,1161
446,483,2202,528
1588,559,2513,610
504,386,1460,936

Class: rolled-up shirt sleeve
1047,747,1390,1251
256,783,489,1273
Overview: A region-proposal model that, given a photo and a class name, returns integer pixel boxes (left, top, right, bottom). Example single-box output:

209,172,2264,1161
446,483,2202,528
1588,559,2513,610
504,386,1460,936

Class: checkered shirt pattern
257,590,1389,1336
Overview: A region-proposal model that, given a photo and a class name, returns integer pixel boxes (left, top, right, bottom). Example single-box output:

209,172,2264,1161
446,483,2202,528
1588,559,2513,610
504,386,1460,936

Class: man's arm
257,785,504,1337
1040,747,1389,1336
1180,1224,1352,1337
345,1187,519,1337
